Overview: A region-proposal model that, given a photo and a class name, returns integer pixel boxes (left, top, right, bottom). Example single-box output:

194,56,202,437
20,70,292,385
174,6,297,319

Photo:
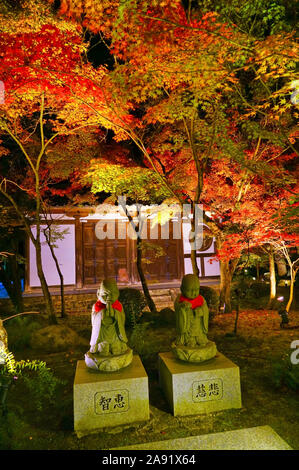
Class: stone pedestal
74,355,149,437
158,351,242,416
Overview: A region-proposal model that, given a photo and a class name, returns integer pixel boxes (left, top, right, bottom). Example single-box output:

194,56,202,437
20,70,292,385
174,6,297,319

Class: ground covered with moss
0,308,298,450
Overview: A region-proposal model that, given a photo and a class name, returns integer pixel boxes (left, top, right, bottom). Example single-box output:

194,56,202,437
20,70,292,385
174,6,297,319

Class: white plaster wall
183,222,215,254
204,257,220,277
183,221,192,254
29,224,76,287
184,257,202,276
183,221,220,277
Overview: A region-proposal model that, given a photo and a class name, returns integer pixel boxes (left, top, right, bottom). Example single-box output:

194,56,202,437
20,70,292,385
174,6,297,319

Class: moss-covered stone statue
172,274,217,363
85,279,133,372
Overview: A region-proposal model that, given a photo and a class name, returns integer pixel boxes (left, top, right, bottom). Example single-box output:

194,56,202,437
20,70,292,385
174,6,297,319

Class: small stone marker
74,355,149,437
158,351,242,416
112,425,292,450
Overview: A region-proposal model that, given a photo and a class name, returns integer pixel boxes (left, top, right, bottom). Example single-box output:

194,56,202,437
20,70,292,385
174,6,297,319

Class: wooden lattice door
82,221,131,286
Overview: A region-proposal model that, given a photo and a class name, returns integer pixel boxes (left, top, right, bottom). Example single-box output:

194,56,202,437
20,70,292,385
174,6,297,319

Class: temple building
25,206,220,294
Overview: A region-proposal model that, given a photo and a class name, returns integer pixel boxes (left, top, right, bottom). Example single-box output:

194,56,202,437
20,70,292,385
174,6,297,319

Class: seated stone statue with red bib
172,274,217,363
85,279,133,372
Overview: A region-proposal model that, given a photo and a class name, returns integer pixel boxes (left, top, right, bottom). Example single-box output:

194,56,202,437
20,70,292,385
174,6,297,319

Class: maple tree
1,0,297,319
199,119,299,310
249,193,299,312
0,1,114,322
50,0,297,297
203,154,299,311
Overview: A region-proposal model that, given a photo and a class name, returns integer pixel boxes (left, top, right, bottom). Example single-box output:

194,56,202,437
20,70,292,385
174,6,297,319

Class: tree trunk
35,243,57,324
45,230,66,318
219,260,233,313
136,237,157,314
256,260,260,281
286,269,296,313
59,272,66,318
122,201,157,315
234,299,240,335
189,219,200,277
268,247,276,309
54,262,66,319
275,255,287,277
216,233,240,314
190,248,199,277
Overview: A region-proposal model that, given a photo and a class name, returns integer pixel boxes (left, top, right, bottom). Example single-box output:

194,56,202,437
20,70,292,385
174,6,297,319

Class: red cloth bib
94,299,123,313
179,294,204,309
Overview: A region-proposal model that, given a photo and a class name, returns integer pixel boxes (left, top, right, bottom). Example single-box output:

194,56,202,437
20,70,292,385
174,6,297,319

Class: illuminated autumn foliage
0,0,298,314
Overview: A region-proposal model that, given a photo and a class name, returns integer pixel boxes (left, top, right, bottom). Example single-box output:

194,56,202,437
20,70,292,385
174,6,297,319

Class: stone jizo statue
172,274,217,363
85,279,133,372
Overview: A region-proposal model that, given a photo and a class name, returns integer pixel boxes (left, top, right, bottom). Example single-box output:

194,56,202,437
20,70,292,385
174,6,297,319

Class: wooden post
24,235,31,293
74,216,83,289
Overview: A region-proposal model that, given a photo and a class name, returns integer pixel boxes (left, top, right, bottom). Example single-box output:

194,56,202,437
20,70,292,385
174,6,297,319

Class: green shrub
0,350,66,413
6,316,44,351
271,355,299,391
248,281,270,298
158,307,175,326
22,364,66,411
119,288,147,327
200,286,219,315
128,321,152,356
232,279,270,309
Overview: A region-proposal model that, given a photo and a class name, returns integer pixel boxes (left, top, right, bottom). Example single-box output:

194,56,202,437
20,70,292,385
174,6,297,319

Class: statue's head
97,278,119,304
181,274,200,299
